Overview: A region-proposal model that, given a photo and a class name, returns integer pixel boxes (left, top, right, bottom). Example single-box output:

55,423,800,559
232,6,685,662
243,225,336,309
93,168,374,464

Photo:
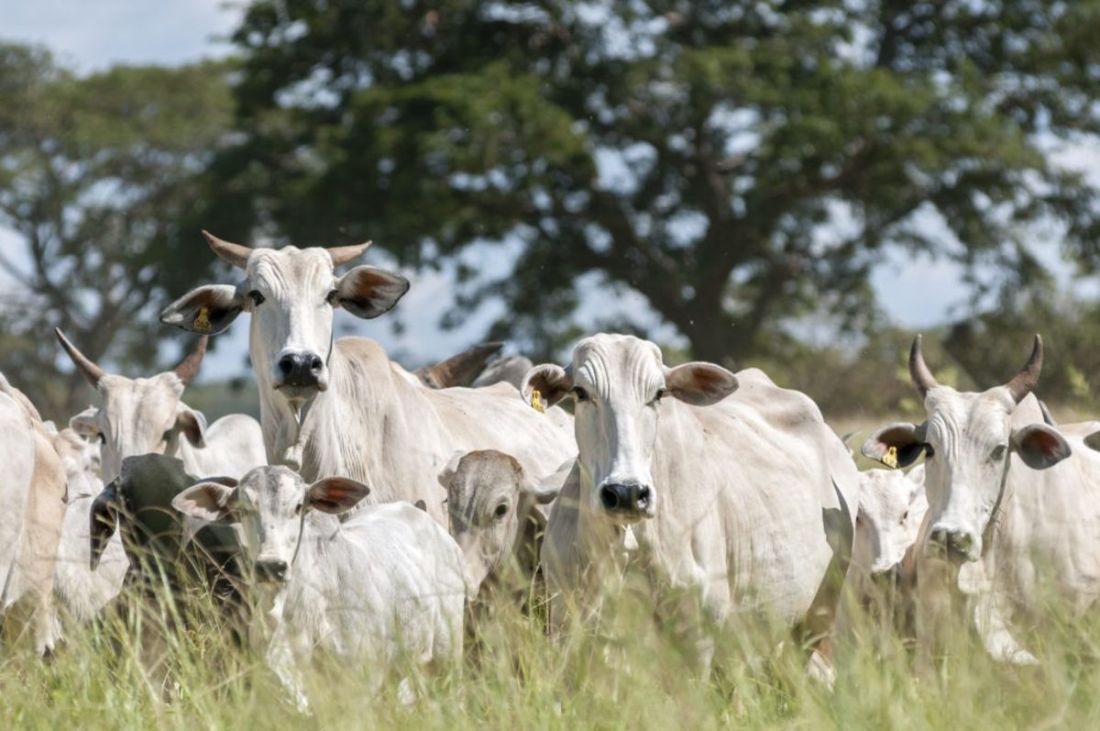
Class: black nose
599,483,652,515
254,559,288,582
277,352,324,387
928,527,974,561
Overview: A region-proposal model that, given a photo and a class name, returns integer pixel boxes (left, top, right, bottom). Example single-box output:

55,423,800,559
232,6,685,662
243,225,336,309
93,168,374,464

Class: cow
172,465,467,711
438,449,567,602
0,374,67,655
158,233,575,524
415,342,502,388
56,329,266,483
861,335,1100,666
48,426,127,631
521,333,860,676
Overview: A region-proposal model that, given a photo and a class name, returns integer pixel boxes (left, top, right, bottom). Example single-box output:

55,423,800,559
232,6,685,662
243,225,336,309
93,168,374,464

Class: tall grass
4,567,1100,730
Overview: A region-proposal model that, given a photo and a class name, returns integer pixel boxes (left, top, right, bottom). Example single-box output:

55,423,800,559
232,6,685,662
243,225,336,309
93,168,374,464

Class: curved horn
416,342,503,389
55,328,105,387
327,241,373,267
909,334,939,398
173,336,208,386
201,230,252,269
1004,334,1043,404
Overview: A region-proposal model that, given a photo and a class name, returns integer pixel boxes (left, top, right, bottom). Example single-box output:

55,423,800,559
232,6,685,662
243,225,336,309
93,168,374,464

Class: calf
173,466,466,710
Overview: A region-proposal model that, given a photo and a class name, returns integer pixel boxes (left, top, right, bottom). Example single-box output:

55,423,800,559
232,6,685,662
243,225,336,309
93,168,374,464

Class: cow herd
2,234,1099,709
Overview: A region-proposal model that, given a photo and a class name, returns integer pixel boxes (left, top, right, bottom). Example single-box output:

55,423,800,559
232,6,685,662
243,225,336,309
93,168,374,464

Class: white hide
852,464,927,583
525,334,861,663
173,466,465,710
161,244,575,524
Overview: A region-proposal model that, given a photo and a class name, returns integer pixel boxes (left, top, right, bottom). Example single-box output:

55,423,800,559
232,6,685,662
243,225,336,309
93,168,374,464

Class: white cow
56,329,266,482
48,427,127,630
438,449,566,598
172,466,466,710
862,335,1100,665
851,464,927,594
0,374,67,655
159,233,575,524
522,334,860,672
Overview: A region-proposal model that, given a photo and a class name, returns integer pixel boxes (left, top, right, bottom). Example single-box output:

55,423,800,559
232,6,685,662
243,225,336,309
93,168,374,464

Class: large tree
219,0,1100,363
0,44,234,418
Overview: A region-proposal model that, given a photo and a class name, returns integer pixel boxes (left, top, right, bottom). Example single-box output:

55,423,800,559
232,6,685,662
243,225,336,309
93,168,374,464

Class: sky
1,0,1095,382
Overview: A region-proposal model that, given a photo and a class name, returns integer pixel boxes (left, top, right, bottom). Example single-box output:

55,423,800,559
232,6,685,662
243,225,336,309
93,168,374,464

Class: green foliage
216,0,1100,364
0,44,234,419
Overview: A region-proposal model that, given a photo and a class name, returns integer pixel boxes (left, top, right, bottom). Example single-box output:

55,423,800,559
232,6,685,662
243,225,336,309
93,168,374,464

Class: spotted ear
520,364,573,408
307,477,371,514
172,480,239,523
161,284,245,335
332,266,410,319
1011,423,1071,470
664,362,739,406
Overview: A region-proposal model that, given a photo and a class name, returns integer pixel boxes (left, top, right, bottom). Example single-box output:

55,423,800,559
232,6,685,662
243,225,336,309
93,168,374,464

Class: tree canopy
214,0,1100,363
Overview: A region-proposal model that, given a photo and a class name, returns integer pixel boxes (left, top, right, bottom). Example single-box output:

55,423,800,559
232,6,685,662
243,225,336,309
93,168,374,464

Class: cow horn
173,336,208,386
417,342,504,389
202,230,252,269
909,334,939,398
55,328,105,387
1004,334,1043,404
327,241,373,266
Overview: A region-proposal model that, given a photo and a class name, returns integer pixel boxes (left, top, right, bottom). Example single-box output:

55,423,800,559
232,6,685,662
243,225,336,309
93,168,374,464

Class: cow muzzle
254,558,289,583
274,350,328,393
598,481,654,522
926,525,980,564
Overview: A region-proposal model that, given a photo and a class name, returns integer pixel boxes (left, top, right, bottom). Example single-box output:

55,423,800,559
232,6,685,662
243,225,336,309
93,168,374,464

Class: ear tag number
882,445,899,469
193,307,213,333
530,389,546,413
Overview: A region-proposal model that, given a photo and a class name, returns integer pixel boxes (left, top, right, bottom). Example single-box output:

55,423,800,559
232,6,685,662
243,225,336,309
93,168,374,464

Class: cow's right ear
521,365,573,408
160,285,245,335
172,480,239,523
861,423,927,468
307,477,371,514
70,407,101,439
437,450,466,489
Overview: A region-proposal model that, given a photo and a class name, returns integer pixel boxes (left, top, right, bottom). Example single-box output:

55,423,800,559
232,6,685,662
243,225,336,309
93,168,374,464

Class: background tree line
2,1,1100,423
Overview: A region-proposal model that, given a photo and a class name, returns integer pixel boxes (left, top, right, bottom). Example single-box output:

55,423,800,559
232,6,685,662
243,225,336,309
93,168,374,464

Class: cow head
57,329,210,483
853,465,927,579
862,335,1069,564
438,449,562,592
50,427,103,502
172,465,369,584
160,233,408,407
522,334,738,525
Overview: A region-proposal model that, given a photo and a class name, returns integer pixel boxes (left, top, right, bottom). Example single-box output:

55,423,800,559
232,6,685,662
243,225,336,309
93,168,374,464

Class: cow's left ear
664,362,739,406
175,407,207,447
332,266,410,319
1011,423,1071,470
307,477,371,514
70,407,101,439
437,450,466,489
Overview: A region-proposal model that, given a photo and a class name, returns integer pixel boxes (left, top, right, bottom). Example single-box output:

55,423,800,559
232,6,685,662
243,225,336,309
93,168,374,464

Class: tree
216,1,1100,364
0,44,234,418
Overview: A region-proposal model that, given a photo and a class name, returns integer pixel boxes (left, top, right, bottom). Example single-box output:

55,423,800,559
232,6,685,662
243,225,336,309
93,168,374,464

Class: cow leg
267,624,311,713
972,592,1038,665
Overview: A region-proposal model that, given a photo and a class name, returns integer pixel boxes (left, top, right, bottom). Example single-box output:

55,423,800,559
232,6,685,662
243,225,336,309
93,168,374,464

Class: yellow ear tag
530,389,546,414
882,445,899,469
193,307,213,333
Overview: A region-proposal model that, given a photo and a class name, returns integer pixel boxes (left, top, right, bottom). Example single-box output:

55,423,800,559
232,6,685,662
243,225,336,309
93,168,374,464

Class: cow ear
172,481,239,523
175,408,208,447
70,407,101,439
307,477,371,514
332,266,410,319
861,423,927,468
520,364,573,408
1011,423,1071,470
437,450,465,489
664,362,739,406
161,285,245,335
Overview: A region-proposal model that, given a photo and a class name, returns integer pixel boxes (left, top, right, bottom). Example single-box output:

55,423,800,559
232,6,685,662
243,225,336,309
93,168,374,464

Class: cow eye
924,444,935,459
650,388,667,406
991,444,1007,461
572,387,589,402
294,502,303,516
248,290,265,306
97,433,106,444
493,503,508,519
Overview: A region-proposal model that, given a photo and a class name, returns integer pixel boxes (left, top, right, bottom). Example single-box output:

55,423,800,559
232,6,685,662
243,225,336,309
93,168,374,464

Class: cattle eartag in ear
530,388,546,414
193,307,213,333
882,446,899,469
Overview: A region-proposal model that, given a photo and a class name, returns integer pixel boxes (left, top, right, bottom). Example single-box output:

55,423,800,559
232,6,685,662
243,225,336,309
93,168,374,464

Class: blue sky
2,1,1096,381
